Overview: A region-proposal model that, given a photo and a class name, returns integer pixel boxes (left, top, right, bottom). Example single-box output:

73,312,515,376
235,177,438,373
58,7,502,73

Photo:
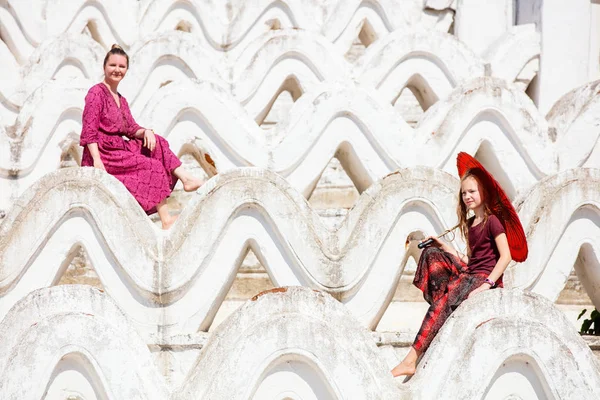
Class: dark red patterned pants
412,247,499,353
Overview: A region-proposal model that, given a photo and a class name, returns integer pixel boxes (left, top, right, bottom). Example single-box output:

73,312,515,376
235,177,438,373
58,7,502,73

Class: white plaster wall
1,0,600,397
517,0,596,113
1,286,598,399
455,0,514,55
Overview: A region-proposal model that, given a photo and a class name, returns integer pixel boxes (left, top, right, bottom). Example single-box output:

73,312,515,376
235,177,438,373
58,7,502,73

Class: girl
80,44,205,229
391,156,525,377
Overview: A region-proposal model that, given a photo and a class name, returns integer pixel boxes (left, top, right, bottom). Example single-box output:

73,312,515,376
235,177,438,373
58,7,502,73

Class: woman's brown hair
103,44,129,67
456,169,493,250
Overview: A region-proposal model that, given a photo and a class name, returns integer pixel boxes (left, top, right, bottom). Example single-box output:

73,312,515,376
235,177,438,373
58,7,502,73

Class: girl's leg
391,346,422,377
173,166,204,192
414,247,465,304
391,247,466,377
391,290,453,377
156,198,177,230
391,274,482,377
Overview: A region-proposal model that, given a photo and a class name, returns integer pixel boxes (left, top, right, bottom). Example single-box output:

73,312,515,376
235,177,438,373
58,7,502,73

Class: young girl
391,161,520,377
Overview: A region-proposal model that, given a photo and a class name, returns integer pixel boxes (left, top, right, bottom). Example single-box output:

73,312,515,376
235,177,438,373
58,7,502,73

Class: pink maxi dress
80,83,181,214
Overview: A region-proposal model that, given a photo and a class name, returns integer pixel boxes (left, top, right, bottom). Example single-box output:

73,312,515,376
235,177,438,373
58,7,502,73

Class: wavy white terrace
0,0,452,58
4,75,600,214
0,285,598,399
1,1,600,398
0,166,599,339
0,27,539,121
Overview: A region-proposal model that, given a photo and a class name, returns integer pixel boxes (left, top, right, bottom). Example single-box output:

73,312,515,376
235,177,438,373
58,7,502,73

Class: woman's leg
156,198,177,230
145,135,205,192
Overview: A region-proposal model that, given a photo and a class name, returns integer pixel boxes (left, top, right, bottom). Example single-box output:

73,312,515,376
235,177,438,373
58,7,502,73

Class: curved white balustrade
2,166,600,336
7,75,591,213
1,286,597,399
0,166,458,335
407,289,600,399
1,0,453,59
507,168,600,308
0,285,169,400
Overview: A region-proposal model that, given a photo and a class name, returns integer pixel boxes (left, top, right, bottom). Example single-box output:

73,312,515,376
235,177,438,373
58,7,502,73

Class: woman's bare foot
182,176,204,192
173,166,206,192
161,214,178,230
391,361,416,377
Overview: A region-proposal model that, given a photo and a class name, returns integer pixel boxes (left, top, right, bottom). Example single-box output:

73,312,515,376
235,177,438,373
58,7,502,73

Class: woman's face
461,176,483,211
104,54,128,86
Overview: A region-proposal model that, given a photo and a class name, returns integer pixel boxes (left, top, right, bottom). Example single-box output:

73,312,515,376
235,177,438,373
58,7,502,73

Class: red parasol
457,152,528,262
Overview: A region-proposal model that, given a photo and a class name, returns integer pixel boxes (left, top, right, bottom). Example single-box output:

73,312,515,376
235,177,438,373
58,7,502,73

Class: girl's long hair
457,169,493,250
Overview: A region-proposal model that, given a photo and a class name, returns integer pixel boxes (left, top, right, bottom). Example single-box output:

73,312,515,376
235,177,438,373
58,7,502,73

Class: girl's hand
468,283,491,299
143,129,156,152
93,158,106,171
421,235,444,248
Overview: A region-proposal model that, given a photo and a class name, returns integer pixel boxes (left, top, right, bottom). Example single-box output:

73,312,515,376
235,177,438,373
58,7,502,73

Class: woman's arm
86,143,105,170
121,97,156,151
80,87,106,170
80,88,102,147
133,128,156,151
121,96,146,138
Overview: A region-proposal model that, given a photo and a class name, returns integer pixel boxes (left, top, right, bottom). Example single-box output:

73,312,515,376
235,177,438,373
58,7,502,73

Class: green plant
577,308,600,335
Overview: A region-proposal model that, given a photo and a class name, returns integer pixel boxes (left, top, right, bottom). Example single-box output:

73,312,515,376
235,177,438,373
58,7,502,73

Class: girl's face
461,176,483,211
104,54,128,85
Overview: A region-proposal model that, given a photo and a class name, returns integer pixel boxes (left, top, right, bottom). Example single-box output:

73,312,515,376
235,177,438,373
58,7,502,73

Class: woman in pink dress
80,44,203,229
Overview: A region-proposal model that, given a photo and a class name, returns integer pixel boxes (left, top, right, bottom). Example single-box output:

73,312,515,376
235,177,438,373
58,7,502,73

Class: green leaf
590,309,599,319
578,309,588,320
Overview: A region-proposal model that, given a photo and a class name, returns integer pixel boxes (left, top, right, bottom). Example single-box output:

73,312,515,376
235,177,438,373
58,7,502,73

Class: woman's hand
468,283,491,299
93,158,106,171
143,129,156,152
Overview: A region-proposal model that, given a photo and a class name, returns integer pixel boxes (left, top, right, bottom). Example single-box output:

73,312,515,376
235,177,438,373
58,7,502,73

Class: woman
80,44,203,229
391,153,528,377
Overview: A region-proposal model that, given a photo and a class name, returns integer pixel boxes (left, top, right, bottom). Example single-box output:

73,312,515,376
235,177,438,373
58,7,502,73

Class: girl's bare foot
391,345,420,377
161,214,178,230
391,361,416,377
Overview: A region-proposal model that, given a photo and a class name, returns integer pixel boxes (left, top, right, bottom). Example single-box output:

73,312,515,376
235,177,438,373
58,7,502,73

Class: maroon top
80,83,181,213
467,214,505,275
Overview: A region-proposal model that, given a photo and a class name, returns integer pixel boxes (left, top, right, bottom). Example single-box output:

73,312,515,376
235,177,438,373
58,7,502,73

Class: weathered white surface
546,80,600,169
174,286,400,399
517,0,600,114
0,285,169,399
406,289,600,399
2,165,600,338
455,0,514,55
5,75,580,212
1,286,597,399
1,0,452,56
0,166,460,336
506,168,600,308
1,0,600,397
0,20,547,212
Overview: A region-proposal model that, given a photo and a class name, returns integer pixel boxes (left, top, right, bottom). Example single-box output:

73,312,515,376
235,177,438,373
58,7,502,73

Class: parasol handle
417,224,460,249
